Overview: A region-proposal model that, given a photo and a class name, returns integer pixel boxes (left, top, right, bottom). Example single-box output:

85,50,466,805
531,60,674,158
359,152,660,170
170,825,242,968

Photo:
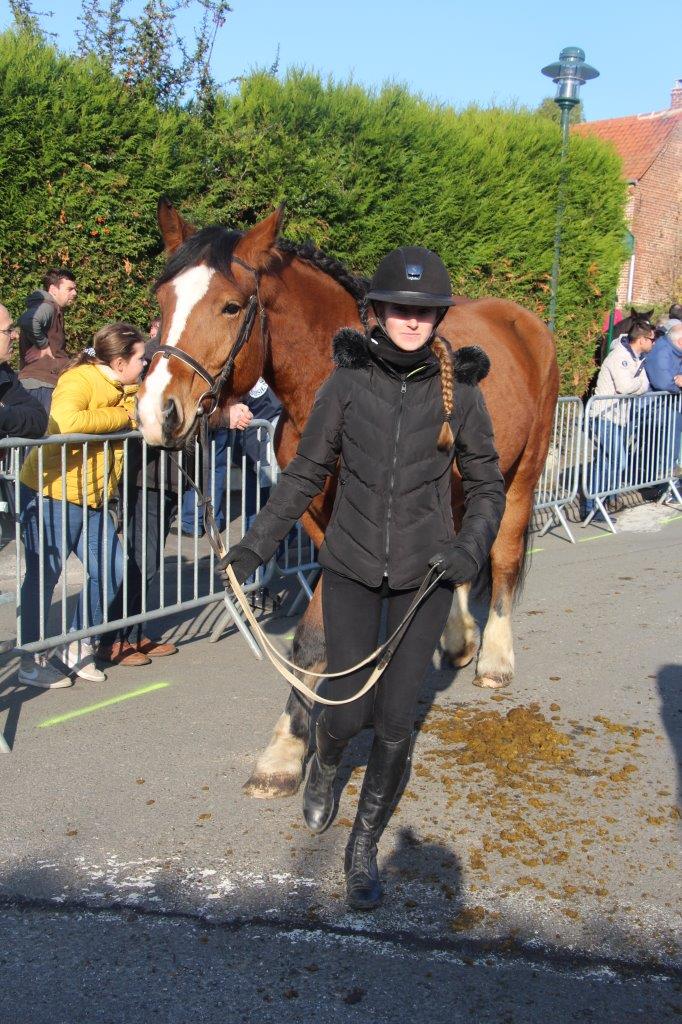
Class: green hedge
0,32,628,393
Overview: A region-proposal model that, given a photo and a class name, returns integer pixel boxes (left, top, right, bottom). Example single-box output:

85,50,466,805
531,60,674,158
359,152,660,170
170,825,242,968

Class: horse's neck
264,260,362,431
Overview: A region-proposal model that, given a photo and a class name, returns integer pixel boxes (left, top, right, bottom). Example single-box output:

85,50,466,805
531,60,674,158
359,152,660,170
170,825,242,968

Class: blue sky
2,0,679,121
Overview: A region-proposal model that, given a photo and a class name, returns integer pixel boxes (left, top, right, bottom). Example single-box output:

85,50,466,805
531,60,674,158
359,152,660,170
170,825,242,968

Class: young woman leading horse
136,200,559,803
221,248,506,909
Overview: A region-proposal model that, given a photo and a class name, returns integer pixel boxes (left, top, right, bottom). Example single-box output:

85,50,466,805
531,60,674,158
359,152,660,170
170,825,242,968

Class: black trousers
107,486,177,643
321,569,453,744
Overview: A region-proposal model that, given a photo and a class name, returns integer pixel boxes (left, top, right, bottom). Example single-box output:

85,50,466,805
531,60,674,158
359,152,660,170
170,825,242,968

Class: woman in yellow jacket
18,323,146,689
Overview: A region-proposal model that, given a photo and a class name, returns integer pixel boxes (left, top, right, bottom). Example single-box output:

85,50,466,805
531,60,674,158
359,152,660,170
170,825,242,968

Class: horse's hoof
242,770,302,799
446,640,478,668
473,673,512,690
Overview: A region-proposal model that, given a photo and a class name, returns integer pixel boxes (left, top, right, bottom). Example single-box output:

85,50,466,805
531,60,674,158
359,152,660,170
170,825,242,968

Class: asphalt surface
0,505,680,1022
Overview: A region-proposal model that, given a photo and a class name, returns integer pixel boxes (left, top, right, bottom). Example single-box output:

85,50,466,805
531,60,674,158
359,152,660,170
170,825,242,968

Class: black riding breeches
320,569,453,744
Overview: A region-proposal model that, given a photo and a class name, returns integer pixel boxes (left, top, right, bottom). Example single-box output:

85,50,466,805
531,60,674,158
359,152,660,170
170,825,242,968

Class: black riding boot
302,718,347,834
344,732,412,911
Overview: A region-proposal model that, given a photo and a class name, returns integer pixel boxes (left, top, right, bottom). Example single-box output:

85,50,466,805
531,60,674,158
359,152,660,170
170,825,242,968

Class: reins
161,251,447,706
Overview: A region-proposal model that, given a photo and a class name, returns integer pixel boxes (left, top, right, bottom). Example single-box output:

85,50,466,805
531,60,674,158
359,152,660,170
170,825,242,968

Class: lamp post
541,46,599,332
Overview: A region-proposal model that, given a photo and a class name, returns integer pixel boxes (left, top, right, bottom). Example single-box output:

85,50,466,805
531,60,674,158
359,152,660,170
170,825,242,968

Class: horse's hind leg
243,581,325,798
441,582,479,667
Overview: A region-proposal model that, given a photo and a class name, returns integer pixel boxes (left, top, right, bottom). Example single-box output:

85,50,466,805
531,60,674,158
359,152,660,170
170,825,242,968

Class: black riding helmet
367,247,455,308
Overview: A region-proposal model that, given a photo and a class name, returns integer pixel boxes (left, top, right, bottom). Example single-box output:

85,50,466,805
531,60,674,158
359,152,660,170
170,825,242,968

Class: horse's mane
154,224,369,315
276,238,368,307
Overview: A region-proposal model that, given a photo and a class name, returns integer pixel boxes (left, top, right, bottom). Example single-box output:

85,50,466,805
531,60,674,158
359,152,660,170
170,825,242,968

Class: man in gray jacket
584,322,655,520
18,268,77,413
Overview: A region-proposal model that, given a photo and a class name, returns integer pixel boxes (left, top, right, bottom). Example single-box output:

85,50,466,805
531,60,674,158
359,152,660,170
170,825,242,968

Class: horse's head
628,307,655,330
137,197,284,447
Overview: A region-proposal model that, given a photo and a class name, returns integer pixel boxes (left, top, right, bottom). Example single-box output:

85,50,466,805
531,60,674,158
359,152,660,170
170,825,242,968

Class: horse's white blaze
476,603,514,684
137,265,215,444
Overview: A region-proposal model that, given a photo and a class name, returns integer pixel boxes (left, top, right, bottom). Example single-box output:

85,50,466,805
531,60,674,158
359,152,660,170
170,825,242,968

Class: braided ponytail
432,337,455,451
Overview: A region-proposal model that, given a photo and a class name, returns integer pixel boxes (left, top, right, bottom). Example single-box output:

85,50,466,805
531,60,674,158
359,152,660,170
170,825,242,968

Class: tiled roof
572,108,682,181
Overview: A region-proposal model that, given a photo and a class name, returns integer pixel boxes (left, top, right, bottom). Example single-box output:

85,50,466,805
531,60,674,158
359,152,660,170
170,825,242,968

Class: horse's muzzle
161,396,182,447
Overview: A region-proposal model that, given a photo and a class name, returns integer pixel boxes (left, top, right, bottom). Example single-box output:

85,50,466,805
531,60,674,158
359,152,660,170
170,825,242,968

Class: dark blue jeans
585,418,626,513
19,484,123,645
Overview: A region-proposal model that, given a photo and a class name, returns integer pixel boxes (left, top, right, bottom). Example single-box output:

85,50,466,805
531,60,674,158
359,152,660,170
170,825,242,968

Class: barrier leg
211,591,263,660
0,731,10,754
660,479,682,507
596,496,617,534
538,503,575,544
287,569,318,618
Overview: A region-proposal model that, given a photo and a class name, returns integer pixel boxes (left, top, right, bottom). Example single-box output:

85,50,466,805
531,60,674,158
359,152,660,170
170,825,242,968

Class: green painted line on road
37,682,170,728
577,532,613,543
660,513,682,523
527,547,544,555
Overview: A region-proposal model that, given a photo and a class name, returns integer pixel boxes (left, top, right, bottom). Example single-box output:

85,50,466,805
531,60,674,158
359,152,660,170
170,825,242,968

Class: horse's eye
222,302,241,316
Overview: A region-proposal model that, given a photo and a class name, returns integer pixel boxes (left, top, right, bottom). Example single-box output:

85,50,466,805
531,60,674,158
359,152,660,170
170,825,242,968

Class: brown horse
137,198,559,798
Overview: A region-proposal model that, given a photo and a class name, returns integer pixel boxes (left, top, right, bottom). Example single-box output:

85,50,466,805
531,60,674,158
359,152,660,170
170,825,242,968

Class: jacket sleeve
644,346,680,394
0,377,48,437
240,372,347,563
18,301,54,348
450,383,506,571
48,372,131,435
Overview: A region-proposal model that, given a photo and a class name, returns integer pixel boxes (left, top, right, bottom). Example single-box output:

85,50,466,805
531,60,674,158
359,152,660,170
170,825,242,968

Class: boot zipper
384,378,407,578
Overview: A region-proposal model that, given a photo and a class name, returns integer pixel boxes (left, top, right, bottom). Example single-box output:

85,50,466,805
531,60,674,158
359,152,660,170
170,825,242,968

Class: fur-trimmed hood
332,328,490,384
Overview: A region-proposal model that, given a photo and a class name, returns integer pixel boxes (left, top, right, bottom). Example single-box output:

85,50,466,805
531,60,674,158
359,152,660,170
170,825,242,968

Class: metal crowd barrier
582,392,682,532
2,394,682,665
0,420,282,660
534,397,584,543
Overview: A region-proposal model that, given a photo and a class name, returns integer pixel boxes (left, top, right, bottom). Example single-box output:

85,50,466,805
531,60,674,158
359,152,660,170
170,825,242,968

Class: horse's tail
512,517,533,608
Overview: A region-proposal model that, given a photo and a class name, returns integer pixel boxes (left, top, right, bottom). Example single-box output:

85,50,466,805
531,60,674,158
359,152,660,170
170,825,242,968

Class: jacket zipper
384,378,407,577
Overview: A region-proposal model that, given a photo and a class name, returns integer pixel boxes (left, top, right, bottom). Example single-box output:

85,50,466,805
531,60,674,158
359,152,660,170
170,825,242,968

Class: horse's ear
237,205,286,271
157,196,197,254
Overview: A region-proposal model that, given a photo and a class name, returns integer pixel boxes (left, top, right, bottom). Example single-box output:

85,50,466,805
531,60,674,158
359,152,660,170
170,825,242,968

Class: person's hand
229,402,253,431
429,546,479,585
218,543,262,585
24,345,51,364
674,374,682,388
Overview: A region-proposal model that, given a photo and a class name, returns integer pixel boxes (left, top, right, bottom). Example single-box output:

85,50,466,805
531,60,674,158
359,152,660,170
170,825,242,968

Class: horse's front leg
473,485,532,689
243,578,326,798
441,582,479,667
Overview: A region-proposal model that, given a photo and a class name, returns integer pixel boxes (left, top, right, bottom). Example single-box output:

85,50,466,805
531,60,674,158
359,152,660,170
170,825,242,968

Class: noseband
156,254,266,423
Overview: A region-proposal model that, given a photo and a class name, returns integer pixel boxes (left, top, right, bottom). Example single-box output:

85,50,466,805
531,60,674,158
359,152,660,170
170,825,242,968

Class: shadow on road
657,663,682,806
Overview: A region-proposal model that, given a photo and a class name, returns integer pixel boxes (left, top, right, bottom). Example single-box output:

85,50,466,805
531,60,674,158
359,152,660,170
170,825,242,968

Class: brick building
573,82,682,307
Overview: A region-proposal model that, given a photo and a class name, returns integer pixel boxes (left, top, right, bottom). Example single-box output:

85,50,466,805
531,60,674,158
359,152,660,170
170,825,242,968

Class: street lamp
541,46,599,331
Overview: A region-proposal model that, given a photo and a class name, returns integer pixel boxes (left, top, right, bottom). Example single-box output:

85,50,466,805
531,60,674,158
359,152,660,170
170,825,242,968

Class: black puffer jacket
242,330,505,589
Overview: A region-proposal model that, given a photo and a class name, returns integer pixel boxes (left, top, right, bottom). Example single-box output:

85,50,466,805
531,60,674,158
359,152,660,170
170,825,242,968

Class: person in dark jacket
221,248,506,911
0,304,48,439
18,268,77,414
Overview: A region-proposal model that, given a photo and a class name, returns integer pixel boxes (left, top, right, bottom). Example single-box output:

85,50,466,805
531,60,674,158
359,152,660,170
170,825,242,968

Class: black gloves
429,546,479,585
218,543,262,585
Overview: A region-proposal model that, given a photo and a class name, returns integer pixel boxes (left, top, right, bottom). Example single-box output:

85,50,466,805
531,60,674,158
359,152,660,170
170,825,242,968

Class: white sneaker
18,655,72,689
60,640,107,683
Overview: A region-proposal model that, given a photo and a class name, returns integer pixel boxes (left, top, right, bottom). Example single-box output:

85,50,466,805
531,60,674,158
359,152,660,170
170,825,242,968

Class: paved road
0,509,680,1021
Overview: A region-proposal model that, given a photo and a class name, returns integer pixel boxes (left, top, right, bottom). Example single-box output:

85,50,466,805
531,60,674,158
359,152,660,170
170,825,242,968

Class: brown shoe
137,636,177,658
98,640,151,667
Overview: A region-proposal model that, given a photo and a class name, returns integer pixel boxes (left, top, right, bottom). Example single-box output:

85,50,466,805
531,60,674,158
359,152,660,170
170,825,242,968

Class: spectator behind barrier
583,322,655,520
0,304,47,440
17,268,77,415
100,326,179,667
645,323,682,394
17,323,145,690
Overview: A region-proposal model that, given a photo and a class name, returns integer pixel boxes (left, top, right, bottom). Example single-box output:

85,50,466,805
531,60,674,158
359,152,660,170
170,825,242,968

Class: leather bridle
156,254,266,424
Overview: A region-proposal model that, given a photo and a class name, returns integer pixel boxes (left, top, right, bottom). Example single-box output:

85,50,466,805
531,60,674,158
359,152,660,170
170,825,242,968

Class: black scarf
367,326,436,372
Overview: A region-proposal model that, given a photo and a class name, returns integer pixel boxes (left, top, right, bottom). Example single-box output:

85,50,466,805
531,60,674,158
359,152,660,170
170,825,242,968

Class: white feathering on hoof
474,603,514,690
243,711,307,799
441,582,479,668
